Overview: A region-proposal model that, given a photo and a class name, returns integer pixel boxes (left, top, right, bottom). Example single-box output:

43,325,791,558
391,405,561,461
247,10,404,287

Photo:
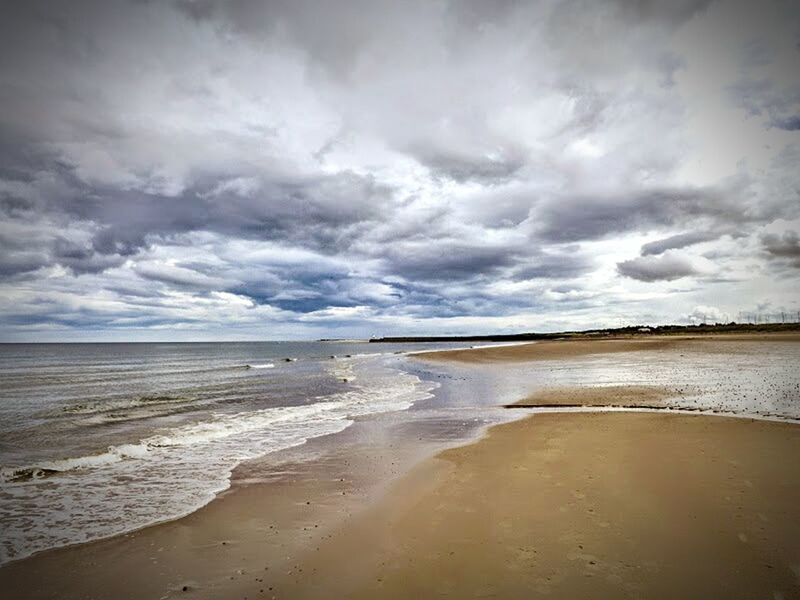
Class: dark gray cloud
410,145,528,185
1,158,393,271
380,242,519,283
534,187,741,243
761,230,800,268
509,252,594,281
0,252,48,278
641,231,722,255
617,253,699,282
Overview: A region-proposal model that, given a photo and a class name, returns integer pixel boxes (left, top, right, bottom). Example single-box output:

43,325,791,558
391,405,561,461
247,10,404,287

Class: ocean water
0,341,468,565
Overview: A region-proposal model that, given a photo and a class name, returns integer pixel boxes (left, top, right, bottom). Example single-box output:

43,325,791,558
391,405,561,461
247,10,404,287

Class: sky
0,0,798,341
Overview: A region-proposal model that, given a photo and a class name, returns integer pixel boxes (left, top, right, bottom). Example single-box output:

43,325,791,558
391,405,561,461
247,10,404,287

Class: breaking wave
0,357,436,565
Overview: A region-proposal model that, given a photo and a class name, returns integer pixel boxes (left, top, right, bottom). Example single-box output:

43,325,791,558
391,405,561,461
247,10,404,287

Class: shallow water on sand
409,338,800,419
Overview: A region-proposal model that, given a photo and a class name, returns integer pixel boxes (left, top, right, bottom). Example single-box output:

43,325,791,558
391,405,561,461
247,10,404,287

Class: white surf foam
0,358,436,565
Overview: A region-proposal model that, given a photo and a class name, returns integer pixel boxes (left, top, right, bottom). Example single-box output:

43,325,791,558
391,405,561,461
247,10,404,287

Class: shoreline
1,335,798,598
0,350,439,568
0,371,499,598
5,407,797,598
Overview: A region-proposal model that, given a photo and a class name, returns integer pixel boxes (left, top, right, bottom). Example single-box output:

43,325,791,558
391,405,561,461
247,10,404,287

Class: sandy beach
1,335,799,599
507,384,673,408
4,2,800,598
266,411,800,599
413,332,800,363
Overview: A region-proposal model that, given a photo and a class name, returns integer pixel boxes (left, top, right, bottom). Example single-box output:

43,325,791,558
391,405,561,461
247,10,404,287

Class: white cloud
0,0,798,340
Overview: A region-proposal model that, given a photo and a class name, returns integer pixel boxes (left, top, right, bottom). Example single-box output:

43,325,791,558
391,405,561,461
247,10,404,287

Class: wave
0,443,149,483
2,402,351,484
0,358,437,565
1,467,60,483
245,363,274,370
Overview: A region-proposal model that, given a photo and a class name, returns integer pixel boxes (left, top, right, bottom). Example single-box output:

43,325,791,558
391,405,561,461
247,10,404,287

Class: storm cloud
0,0,798,340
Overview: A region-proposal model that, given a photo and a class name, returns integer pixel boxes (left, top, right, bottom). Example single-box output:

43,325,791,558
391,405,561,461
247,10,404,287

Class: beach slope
271,411,800,599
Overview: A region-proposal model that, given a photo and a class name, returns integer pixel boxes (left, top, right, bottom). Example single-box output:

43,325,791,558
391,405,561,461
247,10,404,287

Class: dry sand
266,412,800,599
508,384,673,408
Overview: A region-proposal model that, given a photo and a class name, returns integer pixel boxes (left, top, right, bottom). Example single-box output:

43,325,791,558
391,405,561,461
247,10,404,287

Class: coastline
0,410,461,599
412,332,800,363
2,334,799,599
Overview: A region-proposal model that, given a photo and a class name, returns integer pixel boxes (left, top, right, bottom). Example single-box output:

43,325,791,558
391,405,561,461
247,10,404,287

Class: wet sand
264,412,800,599
415,332,800,363
0,415,459,600
0,446,357,599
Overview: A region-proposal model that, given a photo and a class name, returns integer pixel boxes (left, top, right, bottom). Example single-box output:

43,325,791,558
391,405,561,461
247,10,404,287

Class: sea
0,341,469,565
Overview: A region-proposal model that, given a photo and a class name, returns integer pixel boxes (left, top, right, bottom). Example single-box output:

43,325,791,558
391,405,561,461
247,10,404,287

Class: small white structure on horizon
638,327,652,333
